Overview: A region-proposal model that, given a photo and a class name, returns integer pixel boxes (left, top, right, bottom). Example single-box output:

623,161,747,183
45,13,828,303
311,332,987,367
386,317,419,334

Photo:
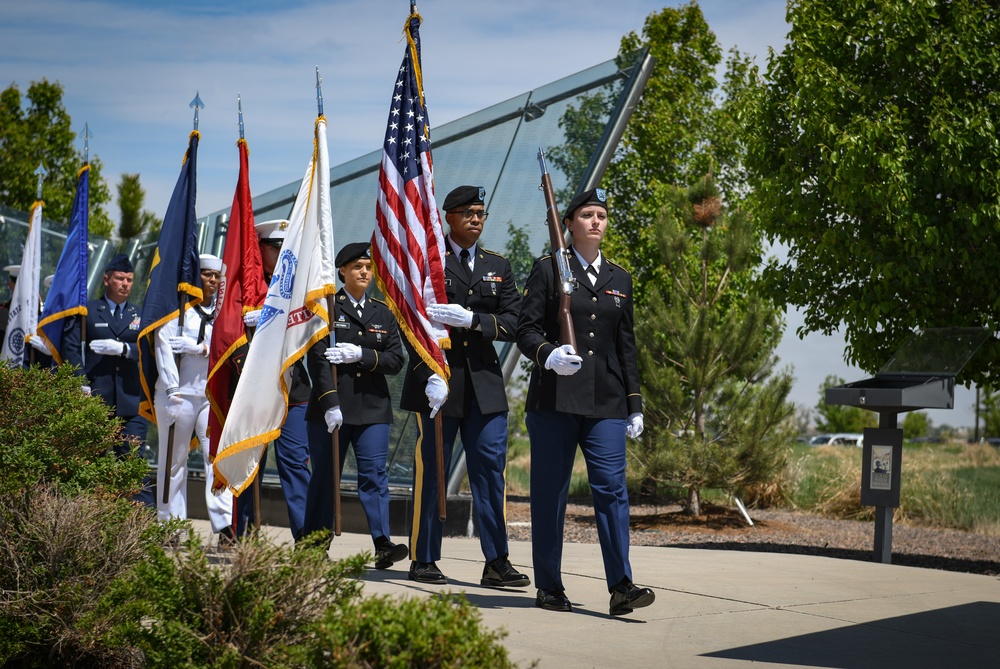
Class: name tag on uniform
95,322,110,328
444,278,452,287
333,321,351,329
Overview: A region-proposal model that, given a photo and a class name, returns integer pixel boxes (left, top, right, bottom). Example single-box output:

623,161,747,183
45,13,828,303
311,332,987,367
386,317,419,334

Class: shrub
121,533,367,668
0,364,147,499
307,592,515,668
0,486,159,668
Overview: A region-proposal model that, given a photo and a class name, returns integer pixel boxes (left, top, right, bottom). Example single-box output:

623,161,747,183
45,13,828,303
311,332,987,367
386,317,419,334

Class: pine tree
630,174,794,516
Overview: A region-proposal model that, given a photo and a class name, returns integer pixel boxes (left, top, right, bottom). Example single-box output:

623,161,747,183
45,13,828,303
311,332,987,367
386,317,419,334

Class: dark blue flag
138,131,203,423
36,165,91,365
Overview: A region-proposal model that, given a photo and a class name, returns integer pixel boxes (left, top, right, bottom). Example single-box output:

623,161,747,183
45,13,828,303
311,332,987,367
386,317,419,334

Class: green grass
781,442,1000,533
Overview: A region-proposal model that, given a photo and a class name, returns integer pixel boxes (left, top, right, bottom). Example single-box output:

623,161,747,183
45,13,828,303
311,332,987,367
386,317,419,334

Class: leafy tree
502,220,534,290
629,175,794,516
117,173,162,240
0,79,113,237
902,411,932,440
977,388,1000,438
742,0,1000,384
548,3,757,305
814,375,877,433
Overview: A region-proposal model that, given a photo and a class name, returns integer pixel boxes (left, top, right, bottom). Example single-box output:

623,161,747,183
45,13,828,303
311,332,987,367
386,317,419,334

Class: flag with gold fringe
372,9,450,382
206,137,267,462
35,165,90,364
1,201,42,365
137,131,204,424
213,116,336,495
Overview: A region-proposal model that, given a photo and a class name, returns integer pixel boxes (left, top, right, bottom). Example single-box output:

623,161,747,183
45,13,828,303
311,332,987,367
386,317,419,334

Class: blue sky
0,0,980,428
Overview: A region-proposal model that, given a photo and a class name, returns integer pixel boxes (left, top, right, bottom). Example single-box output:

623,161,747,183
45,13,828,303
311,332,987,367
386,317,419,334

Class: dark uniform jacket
516,248,642,419
399,239,520,417
306,291,404,425
62,298,143,417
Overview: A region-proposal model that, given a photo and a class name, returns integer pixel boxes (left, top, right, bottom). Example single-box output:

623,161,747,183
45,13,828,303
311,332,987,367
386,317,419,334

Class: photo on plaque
870,444,893,490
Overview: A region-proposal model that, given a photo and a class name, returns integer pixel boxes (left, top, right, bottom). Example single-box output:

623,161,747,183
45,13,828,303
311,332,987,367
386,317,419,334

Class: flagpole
80,124,93,359
235,92,265,532
406,5,444,522
27,163,47,367
316,68,342,537
162,95,203,507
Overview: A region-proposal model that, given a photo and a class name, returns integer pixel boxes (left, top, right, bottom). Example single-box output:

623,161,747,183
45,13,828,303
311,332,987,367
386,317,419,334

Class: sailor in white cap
152,253,233,536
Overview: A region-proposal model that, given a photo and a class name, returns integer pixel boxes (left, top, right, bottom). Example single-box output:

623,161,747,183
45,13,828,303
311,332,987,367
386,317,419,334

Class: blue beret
104,253,134,274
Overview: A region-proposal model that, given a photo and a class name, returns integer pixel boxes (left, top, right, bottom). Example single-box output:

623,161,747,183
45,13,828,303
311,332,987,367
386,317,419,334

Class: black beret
563,187,609,221
442,185,486,211
335,242,371,268
104,253,134,274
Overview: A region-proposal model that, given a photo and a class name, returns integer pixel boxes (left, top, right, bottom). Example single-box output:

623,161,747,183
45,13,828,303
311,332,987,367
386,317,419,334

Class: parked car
808,434,832,446
828,433,864,447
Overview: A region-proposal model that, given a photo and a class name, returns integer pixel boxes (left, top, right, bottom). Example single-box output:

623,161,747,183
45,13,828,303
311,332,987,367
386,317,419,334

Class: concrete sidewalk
191,520,1000,668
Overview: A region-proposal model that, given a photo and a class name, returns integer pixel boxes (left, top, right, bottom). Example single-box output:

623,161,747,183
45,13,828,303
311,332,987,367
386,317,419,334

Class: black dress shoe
374,542,409,570
481,557,531,587
609,582,655,616
535,589,572,612
408,561,448,584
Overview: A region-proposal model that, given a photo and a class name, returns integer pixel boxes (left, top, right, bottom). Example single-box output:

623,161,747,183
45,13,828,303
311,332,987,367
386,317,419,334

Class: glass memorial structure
0,49,653,513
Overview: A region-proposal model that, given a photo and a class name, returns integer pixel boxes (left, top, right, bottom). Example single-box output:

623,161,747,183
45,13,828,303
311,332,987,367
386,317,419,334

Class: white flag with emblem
2,201,42,365
213,116,337,495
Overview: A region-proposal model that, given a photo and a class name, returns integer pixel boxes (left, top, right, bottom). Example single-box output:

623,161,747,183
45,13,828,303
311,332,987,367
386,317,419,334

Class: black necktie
113,304,121,320
586,265,599,285
459,249,472,281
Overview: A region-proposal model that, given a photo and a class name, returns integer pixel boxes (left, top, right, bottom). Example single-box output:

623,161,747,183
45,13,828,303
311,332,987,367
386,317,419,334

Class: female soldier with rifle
517,159,653,617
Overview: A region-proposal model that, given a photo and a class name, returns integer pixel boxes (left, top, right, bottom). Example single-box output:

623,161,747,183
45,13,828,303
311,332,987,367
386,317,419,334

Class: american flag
372,10,450,381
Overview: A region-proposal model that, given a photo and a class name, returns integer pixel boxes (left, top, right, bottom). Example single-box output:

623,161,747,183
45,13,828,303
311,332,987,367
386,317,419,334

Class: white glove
626,413,644,439
27,336,49,353
90,339,125,356
164,391,185,422
427,303,473,328
324,342,362,365
243,309,262,327
425,373,449,418
169,336,204,356
544,344,582,376
81,385,92,396
324,407,343,433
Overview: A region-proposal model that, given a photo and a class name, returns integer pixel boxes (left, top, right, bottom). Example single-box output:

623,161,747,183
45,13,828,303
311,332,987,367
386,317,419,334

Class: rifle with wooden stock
536,148,578,351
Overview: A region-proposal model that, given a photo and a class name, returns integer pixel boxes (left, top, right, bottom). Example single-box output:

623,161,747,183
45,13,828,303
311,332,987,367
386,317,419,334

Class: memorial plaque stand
825,328,989,564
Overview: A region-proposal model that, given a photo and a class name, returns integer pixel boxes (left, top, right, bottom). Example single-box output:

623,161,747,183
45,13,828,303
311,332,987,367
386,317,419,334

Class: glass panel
2,51,650,496
878,327,990,377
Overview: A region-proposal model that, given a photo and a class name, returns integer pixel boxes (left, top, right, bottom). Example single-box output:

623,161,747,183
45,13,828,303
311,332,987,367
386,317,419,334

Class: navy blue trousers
526,411,631,591
235,404,310,538
410,403,509,564
117,414,154,509
304,421,392,545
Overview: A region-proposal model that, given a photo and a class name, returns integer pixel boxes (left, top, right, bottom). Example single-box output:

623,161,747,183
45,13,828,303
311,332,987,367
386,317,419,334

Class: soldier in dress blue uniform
401,185,530,588
302,241,408,568
62,253,154,507
516,187,654,617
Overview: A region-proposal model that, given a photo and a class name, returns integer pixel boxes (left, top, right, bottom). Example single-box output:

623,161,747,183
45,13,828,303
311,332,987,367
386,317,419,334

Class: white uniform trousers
197,400,233,534
155,390,199,522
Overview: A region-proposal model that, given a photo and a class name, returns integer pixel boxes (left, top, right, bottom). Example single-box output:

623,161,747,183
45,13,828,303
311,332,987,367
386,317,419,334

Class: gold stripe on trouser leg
409,416,426,558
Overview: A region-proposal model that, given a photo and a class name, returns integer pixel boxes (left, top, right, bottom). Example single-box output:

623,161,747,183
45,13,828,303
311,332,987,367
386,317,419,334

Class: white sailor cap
255,219,290,243
44,274,55,288
4,264,19,279
199,253,223,272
